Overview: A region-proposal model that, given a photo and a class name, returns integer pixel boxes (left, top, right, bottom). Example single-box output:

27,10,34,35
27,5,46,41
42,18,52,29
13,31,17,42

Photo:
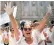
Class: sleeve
32,29,40,41
16,30,23,44
38,32,46,42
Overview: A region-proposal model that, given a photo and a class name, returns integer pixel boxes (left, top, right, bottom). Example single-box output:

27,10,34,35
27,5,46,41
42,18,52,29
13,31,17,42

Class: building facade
0,1,54,25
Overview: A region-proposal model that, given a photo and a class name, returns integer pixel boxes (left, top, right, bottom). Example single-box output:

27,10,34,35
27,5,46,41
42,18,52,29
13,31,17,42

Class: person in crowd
9,25,22,45
43,20,54,45
9,26,15,45
4,2,52,45
31,20,39,29
0,27,4,45
2,28,9,45
49,20,54,45
32,20,47,45
51,25,54,45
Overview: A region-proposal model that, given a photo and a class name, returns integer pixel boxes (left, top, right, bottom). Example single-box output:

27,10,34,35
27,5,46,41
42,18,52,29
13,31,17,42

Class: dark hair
20,21,25,31
2,23,9,27
51,20,54,26
33,20,38,23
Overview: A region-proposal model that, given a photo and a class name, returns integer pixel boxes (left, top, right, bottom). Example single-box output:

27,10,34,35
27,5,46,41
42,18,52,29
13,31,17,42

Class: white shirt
38,32,45,45
43,27,53,45
17,37,38,45
16,29,40,45
50,26,54,45
3,31,8,39
43,28,52,38
9,30,22,45
9,35,16,45
0,34,4,45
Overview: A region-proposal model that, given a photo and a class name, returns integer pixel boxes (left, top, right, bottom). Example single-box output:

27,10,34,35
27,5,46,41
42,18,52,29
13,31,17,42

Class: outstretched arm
36,5,52,32
36,12,50,32
4,2,20,40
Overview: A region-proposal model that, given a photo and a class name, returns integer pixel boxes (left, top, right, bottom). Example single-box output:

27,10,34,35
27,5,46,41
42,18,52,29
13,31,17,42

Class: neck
25,37,33,44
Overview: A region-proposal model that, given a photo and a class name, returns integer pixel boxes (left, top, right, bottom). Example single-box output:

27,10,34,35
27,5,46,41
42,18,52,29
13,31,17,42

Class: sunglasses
10,28,14,31
10,30,14,32
23,28,32,31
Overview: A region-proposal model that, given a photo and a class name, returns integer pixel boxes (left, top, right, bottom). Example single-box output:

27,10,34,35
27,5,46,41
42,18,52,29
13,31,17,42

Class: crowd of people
0,2,54,45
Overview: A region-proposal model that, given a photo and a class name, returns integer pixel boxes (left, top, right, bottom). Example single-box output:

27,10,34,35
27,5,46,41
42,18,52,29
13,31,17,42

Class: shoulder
32,29,40,39
32,29,40,35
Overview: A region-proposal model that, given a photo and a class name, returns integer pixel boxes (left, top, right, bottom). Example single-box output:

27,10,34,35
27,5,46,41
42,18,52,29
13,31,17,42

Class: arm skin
8,13,20,41
4,2,20,41
36,12,50,32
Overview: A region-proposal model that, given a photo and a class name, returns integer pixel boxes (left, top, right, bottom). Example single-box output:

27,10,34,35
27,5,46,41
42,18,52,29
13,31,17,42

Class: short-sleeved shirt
16,29,40,45
9,29,40,45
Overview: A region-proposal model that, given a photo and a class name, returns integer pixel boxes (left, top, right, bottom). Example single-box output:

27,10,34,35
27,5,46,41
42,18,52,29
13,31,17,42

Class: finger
12,6,15,12
7,2,9,6
5,4,7,8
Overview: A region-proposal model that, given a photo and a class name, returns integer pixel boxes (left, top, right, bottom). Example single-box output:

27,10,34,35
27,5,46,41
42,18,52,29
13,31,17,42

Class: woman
4,2,51,45
3,29,9,45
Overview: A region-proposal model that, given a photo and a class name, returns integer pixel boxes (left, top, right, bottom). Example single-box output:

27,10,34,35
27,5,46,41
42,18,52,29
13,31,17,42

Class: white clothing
50,26,54,45
9,30,22,45
9,35,17,45
38,32,45,45
3,31,8,39
43,27,54,45
16,29,40,45
0,34,4,45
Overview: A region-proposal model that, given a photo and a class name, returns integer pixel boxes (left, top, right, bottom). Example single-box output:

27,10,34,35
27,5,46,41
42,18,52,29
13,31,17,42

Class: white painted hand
47,5,52,14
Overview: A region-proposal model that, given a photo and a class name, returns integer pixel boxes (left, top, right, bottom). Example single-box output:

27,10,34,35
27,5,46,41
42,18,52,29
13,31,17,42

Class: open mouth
27,33,30,35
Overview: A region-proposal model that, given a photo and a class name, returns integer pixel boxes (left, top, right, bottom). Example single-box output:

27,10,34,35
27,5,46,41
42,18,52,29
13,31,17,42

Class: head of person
20,20,32,38
31,20,39,29
51,20,54,26
10,26,14,34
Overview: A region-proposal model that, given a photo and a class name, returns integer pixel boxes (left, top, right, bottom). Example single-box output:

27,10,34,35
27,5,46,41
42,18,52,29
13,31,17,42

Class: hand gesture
47,5,52,14
4,2,14,15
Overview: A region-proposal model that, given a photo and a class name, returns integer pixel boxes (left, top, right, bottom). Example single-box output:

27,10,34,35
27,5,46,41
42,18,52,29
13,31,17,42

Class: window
23,1,29,6
50,2,53,6
40,2,45,6
32,1,37,6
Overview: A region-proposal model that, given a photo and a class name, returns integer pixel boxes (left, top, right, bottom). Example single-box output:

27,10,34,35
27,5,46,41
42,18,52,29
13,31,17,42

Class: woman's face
23,24,32,38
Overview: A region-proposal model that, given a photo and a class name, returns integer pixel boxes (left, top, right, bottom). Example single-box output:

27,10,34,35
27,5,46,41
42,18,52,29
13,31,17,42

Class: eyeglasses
23,28,32,31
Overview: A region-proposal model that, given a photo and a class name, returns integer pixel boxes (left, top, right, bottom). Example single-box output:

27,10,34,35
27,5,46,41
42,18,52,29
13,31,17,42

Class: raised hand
47,5,52,14
4,2,14,15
